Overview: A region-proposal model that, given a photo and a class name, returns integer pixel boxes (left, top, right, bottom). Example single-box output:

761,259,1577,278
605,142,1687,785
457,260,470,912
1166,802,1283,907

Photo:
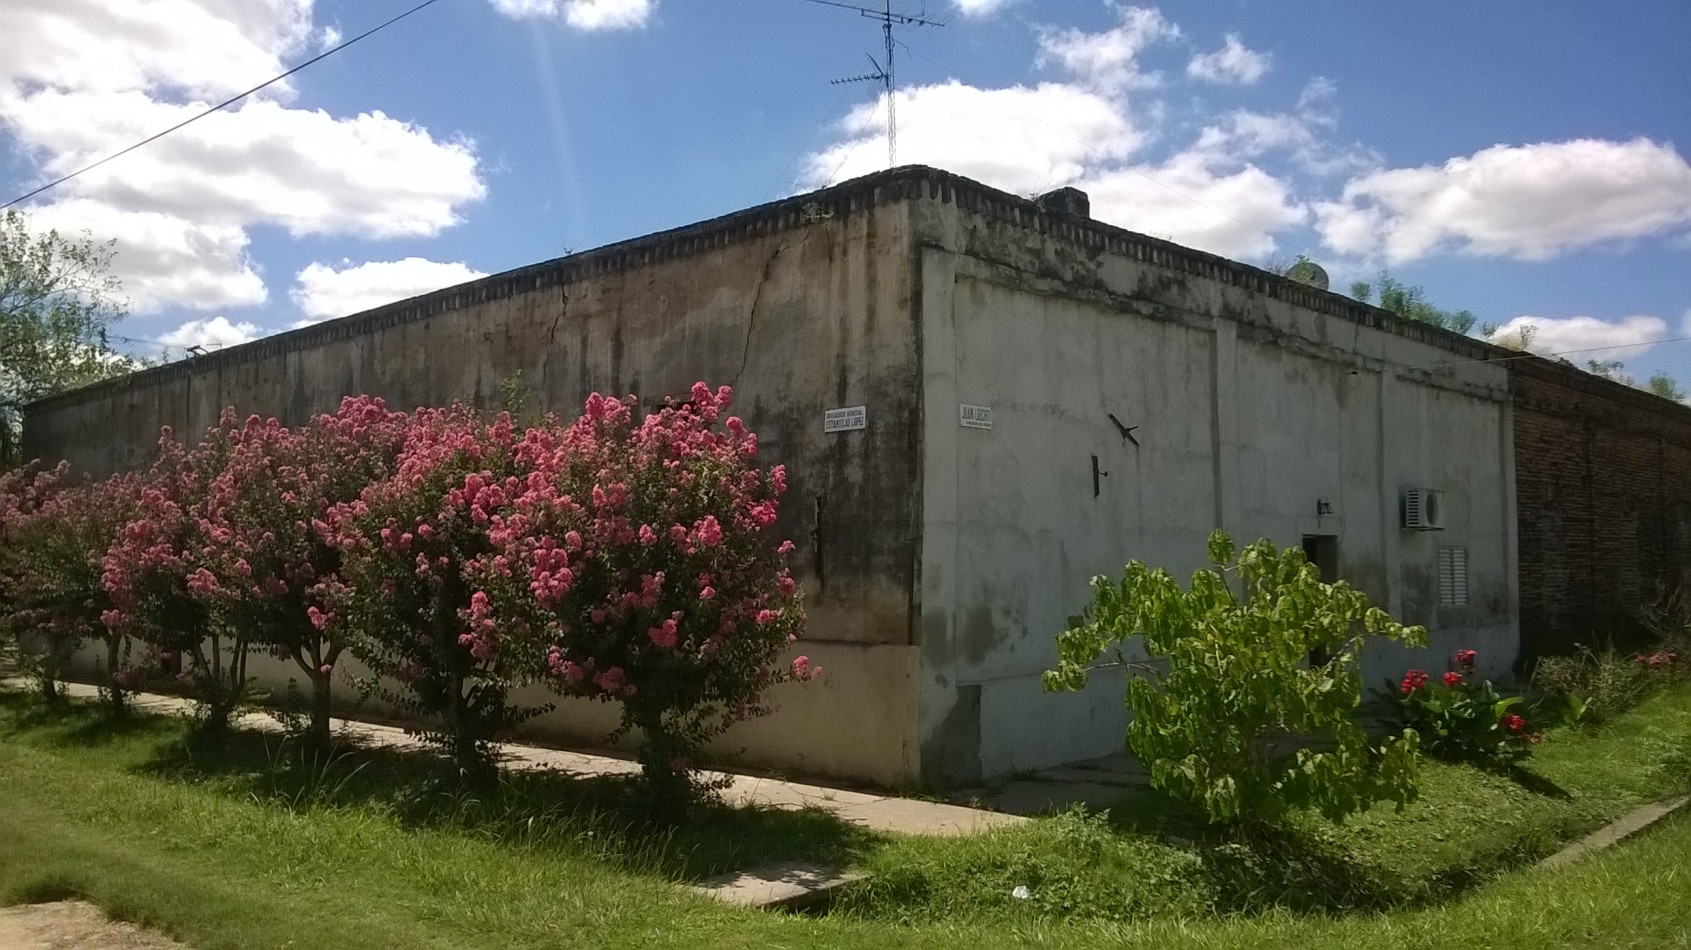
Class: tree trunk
309,671,333,753
636,712,689,814
103,635,127,716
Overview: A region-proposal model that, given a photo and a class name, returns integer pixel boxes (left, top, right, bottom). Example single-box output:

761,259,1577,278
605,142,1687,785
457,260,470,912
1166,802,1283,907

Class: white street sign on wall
824,406,867,433
960,404,993,429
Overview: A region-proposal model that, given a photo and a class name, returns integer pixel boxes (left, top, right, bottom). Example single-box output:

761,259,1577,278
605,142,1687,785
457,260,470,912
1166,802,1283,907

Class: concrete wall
908,174,1517,783
1510,357,1691,659
26,166,1530,789
26,176,937,787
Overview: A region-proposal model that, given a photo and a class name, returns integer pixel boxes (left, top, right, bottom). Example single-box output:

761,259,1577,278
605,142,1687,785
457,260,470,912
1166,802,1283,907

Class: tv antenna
801,0,944,167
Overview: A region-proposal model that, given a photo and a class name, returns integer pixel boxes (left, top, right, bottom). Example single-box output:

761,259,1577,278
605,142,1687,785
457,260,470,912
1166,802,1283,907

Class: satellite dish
1286,259,1330,291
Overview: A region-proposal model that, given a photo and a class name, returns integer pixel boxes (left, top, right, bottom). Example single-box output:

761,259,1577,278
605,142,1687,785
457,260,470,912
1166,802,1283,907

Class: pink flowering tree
337,405,544,779
482,383,812,802
187,398,409,751
1,464,139,709
101,423,233,729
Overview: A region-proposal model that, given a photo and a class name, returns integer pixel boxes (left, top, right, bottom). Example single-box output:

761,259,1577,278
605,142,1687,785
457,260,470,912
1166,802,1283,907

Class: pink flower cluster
5,383,812,778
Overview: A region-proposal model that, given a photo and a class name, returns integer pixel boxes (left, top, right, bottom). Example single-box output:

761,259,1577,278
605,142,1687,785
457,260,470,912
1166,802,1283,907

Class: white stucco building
28,167,1518,787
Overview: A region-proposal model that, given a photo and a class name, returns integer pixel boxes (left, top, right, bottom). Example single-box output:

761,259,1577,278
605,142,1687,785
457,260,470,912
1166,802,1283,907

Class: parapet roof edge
27,164,1613,412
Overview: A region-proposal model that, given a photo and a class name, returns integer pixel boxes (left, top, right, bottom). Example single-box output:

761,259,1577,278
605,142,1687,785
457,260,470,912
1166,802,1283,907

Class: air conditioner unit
1403,489,1445,531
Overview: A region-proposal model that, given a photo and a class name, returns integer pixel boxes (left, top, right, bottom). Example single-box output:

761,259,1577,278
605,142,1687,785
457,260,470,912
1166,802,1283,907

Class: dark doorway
1303,535,1339,667
1302,534,1339,582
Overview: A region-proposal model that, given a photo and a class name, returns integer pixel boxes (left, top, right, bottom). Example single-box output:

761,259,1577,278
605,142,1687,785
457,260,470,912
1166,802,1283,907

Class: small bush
1392,650,1539,764
1046,531,1424,827
1533,643,1683,725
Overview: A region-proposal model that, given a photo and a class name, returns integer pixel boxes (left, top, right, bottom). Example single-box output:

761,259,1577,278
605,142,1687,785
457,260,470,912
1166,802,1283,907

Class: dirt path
0,901,183,949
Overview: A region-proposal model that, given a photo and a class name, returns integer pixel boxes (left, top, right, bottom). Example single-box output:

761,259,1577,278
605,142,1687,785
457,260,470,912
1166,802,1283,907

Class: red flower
1401,669,1430,695
1453,649,1477,669
1500,712,1526,733
1442,671,1463,688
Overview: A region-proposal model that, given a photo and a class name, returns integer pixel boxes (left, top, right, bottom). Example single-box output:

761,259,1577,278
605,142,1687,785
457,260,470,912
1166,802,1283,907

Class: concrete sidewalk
10,679,1023,837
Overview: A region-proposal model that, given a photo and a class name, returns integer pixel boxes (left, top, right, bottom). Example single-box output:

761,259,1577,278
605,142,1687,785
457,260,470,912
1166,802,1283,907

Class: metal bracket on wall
1092,455,1108,498
1107,413,1140,447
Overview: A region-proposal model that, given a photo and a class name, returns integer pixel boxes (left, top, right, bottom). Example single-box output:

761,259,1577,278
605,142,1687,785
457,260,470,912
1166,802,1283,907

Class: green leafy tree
1,210,139,467
1350,273,1476,335
1646,371,1687,403
1045,531,1425,827
1586,359,1636,386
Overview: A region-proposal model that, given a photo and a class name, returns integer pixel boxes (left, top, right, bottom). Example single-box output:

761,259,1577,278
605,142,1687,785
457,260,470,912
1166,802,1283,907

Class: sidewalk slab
5,678,1025,837
833,796,1024,836
1540,794,1690,869
691,860,864,910
987,779,1133,816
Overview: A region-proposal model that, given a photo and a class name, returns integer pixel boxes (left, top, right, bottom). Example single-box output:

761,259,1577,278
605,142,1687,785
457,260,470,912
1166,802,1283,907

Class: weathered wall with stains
1510,358,1691,658
25,175,936,786
26,166,1534,789
907,174,1518,784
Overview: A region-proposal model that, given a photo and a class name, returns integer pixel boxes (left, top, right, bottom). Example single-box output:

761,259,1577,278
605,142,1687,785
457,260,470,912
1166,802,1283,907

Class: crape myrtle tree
480,383,814,802
0,463,139,708
101,423,233,730
187,398,409,752
334,404,542,780
3,381,816,802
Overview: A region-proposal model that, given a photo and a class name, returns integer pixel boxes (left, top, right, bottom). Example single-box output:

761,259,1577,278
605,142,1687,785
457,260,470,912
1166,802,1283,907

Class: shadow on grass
1502,763,1574,800
0,692,154,743
129,721,877,882
1100,790,1398,915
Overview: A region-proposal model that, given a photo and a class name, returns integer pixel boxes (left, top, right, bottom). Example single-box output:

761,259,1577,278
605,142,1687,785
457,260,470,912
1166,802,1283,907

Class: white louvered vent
1438,546,1469,607
1403,489,1445,531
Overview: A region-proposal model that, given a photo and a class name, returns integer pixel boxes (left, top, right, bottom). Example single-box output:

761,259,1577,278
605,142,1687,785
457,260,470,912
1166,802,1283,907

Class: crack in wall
729,241,787,389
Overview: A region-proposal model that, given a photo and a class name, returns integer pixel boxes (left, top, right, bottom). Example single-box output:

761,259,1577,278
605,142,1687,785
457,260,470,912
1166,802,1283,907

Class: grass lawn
2,687,1690,948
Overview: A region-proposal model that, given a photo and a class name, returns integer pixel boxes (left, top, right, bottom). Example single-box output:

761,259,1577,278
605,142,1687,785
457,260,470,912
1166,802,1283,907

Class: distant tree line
1276,254,1687,406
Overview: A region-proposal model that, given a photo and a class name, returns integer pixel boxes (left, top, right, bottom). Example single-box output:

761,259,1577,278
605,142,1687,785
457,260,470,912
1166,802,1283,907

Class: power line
2,0,448,211
763,84,858,202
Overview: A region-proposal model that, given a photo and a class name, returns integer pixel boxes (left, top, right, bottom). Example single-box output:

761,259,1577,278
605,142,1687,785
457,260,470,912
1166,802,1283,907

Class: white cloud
23,199,266,311
489,0,653,30
159,316,263,351
1189,105,1375,177
802,79,1144,193
1036,5,1181,93
953,0,1019,17
10,92,484,240
800,7,1312,262
1485,314,1670,359
0,0,313,100
0,1,486,313
1079,154,1306,260
1187,33,1270,85
291,258,488,322
1316,138,1691,263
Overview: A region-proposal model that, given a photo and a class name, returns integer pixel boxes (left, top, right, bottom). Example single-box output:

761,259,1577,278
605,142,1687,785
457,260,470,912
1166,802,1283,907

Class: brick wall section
1511,357,1691,658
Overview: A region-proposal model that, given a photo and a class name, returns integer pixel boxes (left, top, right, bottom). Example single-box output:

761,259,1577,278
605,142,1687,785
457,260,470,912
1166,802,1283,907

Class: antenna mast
803,0,944,167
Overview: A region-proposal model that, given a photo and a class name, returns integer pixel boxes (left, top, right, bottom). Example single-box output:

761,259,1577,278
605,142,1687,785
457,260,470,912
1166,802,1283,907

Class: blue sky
4,0,1690,392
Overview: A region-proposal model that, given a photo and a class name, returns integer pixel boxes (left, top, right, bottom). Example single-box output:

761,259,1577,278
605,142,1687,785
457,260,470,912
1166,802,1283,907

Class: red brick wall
1511,358,1691,659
